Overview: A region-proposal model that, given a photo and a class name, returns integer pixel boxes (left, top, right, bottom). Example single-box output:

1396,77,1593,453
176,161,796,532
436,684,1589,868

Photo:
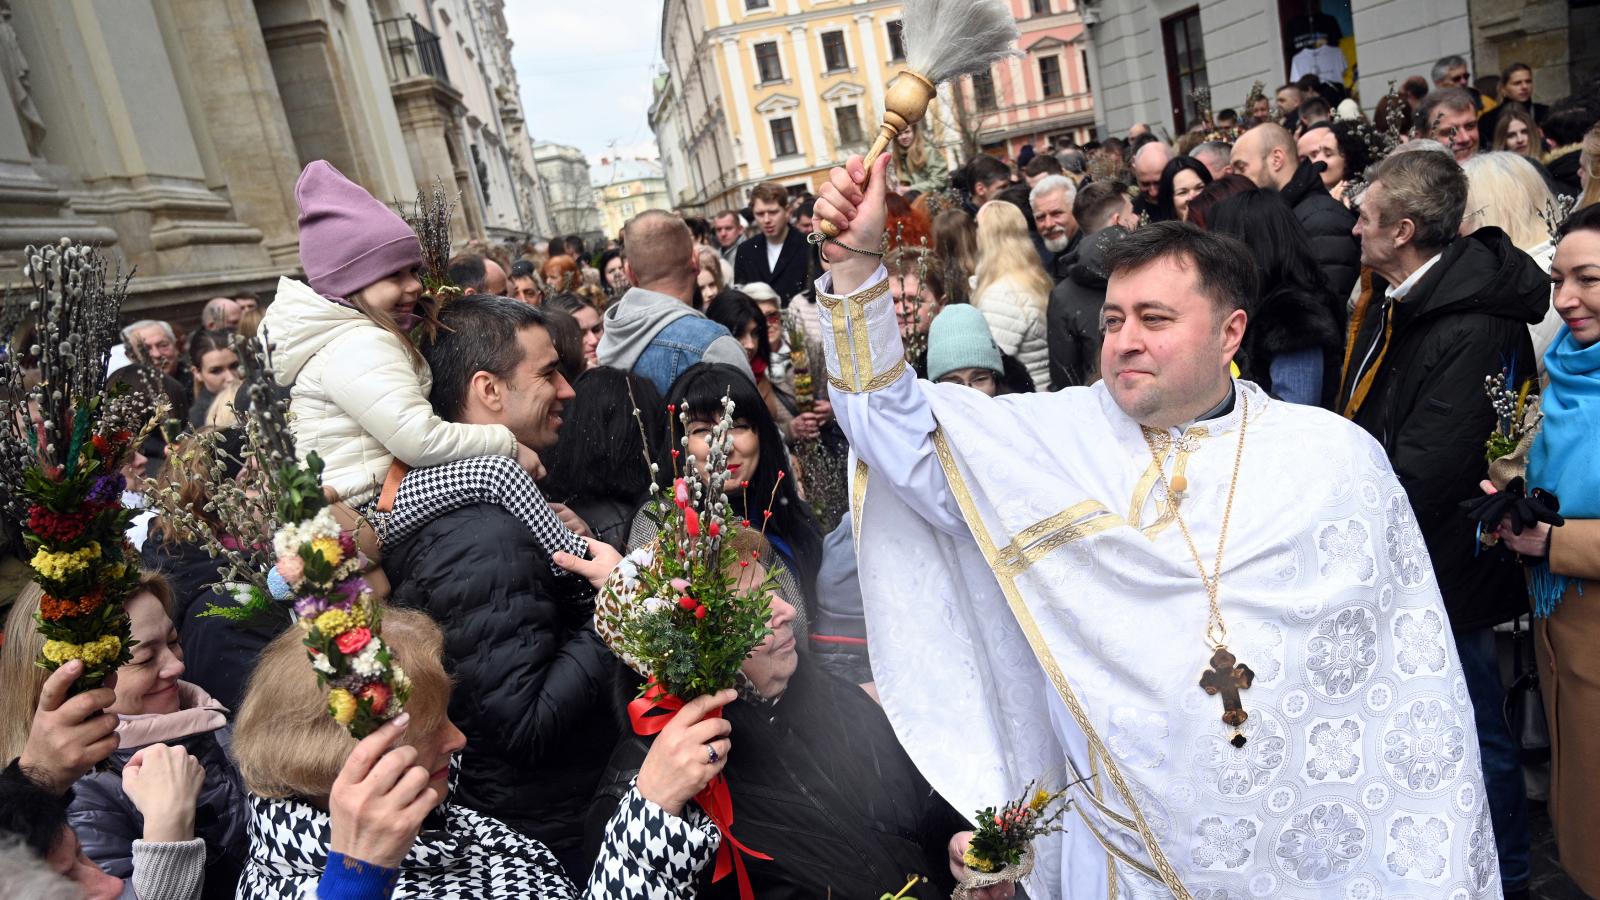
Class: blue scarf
1526,325,1600,615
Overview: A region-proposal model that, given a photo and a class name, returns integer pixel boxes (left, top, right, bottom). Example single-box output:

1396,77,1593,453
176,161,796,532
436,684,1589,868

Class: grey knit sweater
131,838,205,900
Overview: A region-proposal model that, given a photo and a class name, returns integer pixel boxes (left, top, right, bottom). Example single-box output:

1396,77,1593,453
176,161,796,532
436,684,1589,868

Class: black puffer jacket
68,707,248,900
142,536,286,712
585,663,969,899
1278,161,1360,308
1337,228,1548,631
566,495,640,554
1047,226,1124,389
384,501,619,878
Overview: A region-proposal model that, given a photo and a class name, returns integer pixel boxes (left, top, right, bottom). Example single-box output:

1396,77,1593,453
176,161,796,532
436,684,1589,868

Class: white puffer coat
262,277,517,505
973,274,1051,390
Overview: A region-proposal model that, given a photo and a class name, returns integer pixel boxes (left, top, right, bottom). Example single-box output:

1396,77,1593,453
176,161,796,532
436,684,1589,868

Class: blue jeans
1268,347,1324,406
1456,626,1530,890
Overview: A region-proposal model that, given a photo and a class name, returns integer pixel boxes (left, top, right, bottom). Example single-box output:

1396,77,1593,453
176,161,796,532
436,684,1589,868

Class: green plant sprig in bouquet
954,779,1076,898
0,240,160,690
600,392,780,701
1483,370,1541,464
198,331,412,738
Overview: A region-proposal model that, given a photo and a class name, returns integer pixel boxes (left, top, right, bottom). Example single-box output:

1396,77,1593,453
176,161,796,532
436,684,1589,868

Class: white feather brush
901,0,1021,84
817,0,1018,237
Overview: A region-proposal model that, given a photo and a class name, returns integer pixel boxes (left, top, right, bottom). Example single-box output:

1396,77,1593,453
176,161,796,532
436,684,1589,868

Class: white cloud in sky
504,0,663,167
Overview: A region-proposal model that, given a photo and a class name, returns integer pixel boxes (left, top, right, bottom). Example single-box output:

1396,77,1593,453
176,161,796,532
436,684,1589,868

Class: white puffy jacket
973,274,1051,391
261,277,517,505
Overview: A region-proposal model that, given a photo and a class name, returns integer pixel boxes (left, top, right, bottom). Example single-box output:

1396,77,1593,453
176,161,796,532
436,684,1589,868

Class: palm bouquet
0,240,156,690
593,392,782,899
955,780,1073,898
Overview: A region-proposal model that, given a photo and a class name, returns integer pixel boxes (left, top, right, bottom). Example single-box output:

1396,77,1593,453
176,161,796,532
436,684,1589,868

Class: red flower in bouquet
27,506,92,544
358,682,392,715
335,627,372,655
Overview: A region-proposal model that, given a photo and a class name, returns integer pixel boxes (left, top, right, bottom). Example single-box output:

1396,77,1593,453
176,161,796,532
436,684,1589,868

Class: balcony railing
376,15,450,86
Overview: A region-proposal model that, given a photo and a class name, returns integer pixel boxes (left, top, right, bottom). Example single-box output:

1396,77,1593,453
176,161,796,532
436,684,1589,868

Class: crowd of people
1,50,1598,900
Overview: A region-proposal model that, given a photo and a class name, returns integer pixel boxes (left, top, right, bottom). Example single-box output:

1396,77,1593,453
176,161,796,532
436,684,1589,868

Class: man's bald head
622,210,696,299
1132,141,1173,202
1229,123,1298,190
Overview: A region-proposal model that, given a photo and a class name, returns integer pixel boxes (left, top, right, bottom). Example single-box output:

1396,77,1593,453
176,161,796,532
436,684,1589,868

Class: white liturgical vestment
815,267,1499,900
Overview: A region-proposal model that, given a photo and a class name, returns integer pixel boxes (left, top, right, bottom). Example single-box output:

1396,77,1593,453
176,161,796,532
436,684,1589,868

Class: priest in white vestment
810,154,1500,900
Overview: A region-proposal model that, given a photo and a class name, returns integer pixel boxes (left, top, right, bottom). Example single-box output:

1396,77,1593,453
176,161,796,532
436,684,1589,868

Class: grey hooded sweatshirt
596,286,754,385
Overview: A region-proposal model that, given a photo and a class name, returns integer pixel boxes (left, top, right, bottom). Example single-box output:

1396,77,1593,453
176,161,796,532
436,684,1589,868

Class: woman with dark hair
704,289,796,439
1184,173,1257,230
540,368,665,552
184,330,239,429
1297,121,1369,207
596,247,629,299
1155,156,1212,222
543,292,603,372
657,362,825,615
1207,190,1343,407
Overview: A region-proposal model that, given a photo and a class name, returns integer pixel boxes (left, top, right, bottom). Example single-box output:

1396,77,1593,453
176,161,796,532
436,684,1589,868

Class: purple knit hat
295,160,421,299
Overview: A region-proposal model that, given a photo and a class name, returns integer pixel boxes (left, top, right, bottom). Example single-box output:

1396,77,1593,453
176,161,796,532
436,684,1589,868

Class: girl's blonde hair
893,124,929,174
696,248,726,293
1580,122,1600,212
973,201,1053,311
350,291,430,369
233,607,453,802
0,574,173,764
1462,152,1556,253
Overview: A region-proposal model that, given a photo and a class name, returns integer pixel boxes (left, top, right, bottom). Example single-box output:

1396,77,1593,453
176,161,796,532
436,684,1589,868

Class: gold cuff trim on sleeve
828,356,908,394
820,278,893,391
816,276,890,311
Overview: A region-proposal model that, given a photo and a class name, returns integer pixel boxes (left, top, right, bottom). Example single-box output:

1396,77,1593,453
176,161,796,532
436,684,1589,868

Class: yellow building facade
592,159,674,241
653,0,934,213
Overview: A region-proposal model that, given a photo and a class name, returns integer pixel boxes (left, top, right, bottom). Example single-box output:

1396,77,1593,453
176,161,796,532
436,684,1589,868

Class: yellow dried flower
962,848,997,873
31,542,102,582
1031,790,1050,813
327,688,357,725
41,635,122,667
313,608,354,637
310,537,343,567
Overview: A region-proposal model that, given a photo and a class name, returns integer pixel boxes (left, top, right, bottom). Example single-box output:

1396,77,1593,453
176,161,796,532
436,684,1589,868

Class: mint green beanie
926,304,1003,382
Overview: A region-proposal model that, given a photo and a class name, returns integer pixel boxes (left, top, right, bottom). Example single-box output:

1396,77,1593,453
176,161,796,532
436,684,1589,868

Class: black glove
1459,477,1565,534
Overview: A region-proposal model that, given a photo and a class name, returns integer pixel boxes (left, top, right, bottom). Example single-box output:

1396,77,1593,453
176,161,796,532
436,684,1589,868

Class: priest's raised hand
809,156,1499,899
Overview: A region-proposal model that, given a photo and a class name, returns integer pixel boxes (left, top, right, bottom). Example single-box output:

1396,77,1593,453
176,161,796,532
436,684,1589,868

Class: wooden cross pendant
1199,646,1255,748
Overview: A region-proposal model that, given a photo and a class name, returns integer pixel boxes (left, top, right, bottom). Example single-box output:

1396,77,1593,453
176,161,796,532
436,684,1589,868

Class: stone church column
162,0,305,268
9,0,278,319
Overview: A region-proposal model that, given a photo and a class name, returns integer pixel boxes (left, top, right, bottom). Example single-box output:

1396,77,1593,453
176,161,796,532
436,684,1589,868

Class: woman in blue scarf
1489,202,1600,896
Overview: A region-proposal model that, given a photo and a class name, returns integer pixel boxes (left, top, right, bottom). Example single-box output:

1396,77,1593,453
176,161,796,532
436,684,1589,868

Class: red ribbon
627,681,771,900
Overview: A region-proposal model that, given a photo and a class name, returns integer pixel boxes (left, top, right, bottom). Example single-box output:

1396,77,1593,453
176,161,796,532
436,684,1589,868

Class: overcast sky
505,0,663,166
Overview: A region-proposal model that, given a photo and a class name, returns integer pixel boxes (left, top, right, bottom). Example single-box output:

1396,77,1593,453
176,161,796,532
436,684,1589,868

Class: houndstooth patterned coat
238,779,717,899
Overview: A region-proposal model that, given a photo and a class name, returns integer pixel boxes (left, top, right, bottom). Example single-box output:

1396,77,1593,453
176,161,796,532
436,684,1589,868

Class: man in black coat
383,296,618,877
733,181,810,302
1046,181,1138,389
1232,122,1360,303
1339,151,1546,899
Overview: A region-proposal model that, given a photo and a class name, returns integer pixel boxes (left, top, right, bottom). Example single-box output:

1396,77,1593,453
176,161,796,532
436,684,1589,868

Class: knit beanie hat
926,304,1003,382
295,160,422,299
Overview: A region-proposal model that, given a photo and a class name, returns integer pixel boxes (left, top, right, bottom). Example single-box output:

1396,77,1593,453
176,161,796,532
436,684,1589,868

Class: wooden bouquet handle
816,71,939,239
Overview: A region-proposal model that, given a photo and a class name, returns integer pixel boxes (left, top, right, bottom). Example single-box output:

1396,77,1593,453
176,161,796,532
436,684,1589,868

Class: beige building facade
0,0,546,326
592,158,672,241
650,0,1095,214
652,0,937,213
